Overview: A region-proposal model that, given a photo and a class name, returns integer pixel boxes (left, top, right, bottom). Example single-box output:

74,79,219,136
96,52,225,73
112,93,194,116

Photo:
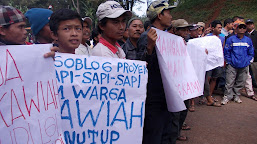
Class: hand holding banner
55,53,148,144
0,45,64,144
154,28,202,112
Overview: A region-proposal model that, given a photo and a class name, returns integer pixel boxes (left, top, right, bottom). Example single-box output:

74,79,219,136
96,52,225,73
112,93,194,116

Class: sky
132,0,149,17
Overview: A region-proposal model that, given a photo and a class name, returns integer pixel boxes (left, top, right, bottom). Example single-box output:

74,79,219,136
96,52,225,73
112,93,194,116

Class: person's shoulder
92,43,105,55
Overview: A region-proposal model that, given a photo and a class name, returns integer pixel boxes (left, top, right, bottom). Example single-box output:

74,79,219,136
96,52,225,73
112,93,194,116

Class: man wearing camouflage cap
0,5,59,58
136,0,177,143
0,6,27,45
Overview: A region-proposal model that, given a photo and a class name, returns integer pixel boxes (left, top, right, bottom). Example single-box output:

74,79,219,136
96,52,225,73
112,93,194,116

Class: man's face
237,24,247,34
0,21,27,44
159,9,172,28
53,19,82,53
213,24,222,35
190,29,199,38
176,27,189,39
246,23,255,32
128,19,144,39
227,23,234,30
38,23,53,43
100,14,126,41
82,21,91,42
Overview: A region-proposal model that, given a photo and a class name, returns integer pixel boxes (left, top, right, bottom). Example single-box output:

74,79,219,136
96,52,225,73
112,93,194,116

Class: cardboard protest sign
187,38,208,95
0,45,64,144
199,36,224,71
55,53,148,144
154,28,202,112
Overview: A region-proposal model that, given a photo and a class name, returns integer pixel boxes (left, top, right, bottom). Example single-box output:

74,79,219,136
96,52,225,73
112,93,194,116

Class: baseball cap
189,24,200,31
96,1,132,21
0,6,25,26
147,0,176,20
233,20,246,29
82,17,92,26
25,8,53,36
172,19,190,28
245,19,254,24
197,22,205,28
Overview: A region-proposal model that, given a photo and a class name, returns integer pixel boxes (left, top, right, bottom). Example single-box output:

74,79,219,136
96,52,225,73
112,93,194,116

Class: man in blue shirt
221,21,254,104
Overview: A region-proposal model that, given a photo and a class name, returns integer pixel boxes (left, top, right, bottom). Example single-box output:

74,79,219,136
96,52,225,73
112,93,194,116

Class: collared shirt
75,43,92,56
122,38,137,60
92,37,126,59
249,29,255,35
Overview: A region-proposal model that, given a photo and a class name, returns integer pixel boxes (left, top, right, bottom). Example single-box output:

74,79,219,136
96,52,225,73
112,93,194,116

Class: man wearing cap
136,0,177,143
0,6,27,45
92,1,132,58
122,17,144,60
222,21,254,105
75,17,92,55
25,8,53,44
246,19,257,93
0,6,60,58
197,22,205,37
173,19,191,42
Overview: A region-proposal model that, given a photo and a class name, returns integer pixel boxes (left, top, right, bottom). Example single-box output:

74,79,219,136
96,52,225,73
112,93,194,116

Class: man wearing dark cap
246,19,257,94
136,0,177,143
0,6,27,45
25,8,53,44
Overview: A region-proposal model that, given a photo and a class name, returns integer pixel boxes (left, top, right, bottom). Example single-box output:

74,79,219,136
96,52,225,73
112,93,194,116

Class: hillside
171,0,257,25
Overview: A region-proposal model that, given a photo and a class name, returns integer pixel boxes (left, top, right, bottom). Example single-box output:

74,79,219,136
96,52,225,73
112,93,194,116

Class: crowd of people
0,0,256,143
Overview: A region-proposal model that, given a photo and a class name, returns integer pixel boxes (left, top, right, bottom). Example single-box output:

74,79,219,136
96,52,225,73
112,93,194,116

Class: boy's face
0,21,27,45
100,14,126,41
52,19,82,53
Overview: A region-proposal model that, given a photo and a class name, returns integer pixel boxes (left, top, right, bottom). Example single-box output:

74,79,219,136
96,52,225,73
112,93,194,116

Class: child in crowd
49,9,83,54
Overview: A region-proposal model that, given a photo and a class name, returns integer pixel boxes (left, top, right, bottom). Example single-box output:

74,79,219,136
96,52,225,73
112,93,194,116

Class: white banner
155,28,202,112
0,45,64,144
55,53,148,144
200,36,224,71
187,38,208,94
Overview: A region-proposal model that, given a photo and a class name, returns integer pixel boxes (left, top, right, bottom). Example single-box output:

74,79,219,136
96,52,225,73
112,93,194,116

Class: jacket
224,34,254,68
136,28,167,107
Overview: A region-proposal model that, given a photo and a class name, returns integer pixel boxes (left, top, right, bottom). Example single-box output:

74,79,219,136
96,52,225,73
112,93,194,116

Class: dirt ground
177,88,257,144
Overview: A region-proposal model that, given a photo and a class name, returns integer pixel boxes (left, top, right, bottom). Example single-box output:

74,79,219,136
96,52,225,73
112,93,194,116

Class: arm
136,28,157,62
223,38,232,64
247,39,254,61
43,46,60,60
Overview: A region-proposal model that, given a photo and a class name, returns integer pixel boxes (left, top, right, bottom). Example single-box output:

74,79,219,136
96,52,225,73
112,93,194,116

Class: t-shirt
92,37,126,59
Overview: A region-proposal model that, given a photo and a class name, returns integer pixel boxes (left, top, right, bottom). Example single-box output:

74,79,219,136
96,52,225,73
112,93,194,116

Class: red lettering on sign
11,89,26,124
5,49,23,85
